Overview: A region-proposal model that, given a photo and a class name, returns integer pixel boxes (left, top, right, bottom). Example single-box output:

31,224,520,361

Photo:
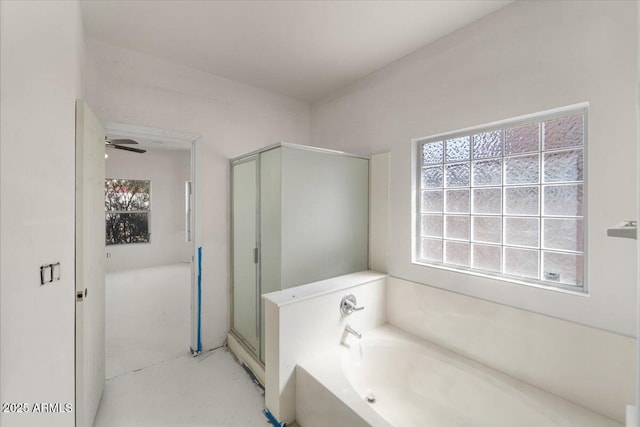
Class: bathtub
295,325,621,427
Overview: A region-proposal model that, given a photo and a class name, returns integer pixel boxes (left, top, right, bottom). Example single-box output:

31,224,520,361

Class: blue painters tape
264,408,286,427
197,246,202,353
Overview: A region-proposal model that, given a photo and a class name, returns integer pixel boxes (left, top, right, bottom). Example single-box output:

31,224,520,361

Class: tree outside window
105,179,151,245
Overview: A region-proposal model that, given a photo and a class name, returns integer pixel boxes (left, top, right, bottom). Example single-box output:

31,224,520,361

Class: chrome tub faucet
345,324,362,339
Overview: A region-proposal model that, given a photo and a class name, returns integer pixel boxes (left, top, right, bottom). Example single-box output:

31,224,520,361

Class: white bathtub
296,325,621,427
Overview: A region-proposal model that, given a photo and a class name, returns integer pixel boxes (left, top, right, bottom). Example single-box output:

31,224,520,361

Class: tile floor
94,264,269,427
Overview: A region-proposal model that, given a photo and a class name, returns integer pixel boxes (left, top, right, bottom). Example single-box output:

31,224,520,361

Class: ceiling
81,0,512,102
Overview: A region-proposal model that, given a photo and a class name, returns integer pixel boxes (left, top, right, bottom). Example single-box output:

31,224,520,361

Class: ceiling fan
105,137,147,154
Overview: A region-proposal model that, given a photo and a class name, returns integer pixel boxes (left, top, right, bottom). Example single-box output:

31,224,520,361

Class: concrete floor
104,264,192,380
94,264,268,427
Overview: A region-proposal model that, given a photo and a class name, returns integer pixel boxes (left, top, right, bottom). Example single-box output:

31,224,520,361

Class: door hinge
253,248,259,264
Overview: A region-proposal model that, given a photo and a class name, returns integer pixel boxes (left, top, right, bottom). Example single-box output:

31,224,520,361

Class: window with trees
414,107,586,292
105,179,151,245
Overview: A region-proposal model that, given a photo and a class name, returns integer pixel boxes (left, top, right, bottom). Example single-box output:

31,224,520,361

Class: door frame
102,121,203,353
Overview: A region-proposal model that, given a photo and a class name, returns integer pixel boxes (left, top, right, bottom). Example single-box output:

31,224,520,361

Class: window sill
411,259,588,297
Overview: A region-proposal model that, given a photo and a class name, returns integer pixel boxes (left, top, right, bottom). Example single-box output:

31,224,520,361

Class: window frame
105,178,152,245
411,104,588,294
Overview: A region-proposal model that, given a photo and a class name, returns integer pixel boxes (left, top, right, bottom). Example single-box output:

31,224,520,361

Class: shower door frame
230,153,262,360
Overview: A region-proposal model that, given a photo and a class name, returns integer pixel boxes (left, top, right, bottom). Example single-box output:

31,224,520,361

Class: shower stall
230,143,369,364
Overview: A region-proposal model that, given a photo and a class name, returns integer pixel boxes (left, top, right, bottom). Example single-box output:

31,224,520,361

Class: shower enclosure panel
231,156,260,352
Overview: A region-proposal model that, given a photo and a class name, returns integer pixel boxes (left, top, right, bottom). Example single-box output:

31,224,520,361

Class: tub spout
345,324,362,339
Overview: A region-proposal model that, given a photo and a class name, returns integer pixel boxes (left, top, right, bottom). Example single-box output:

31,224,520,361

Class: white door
75,100,106,427
232,157,260,352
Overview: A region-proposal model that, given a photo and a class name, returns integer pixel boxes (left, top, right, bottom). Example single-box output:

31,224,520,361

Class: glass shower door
232,156,259,353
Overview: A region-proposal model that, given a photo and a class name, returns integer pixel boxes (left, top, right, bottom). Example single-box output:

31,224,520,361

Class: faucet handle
345,299,364,311
340,294,365,316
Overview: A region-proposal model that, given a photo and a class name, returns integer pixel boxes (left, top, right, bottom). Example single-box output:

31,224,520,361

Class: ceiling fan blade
108,144,147,154
109,138,139,145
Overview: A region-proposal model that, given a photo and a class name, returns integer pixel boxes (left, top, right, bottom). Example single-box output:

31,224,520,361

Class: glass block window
105,179,151,245
415,109,586,291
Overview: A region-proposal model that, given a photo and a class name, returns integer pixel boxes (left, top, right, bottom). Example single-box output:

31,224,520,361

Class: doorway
102,122,202,375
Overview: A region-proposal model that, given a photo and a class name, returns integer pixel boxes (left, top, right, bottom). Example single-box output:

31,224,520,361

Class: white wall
0,1,83,426
369,153,390,273
105,147,191,272
311,1,638,337
84,39,311,349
